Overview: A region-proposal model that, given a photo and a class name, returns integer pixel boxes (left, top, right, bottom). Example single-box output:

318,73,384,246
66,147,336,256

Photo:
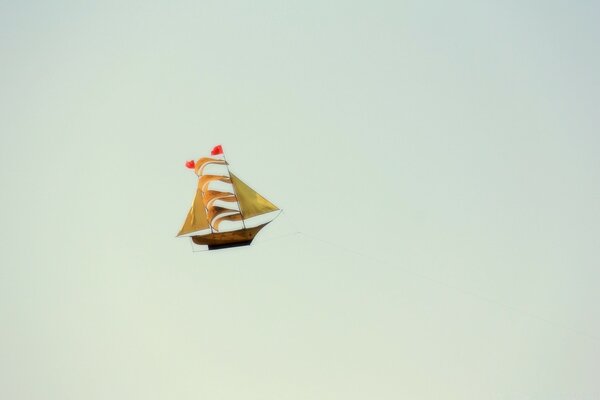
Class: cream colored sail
203,190,237,208
194,157,228,175
198,158,242,232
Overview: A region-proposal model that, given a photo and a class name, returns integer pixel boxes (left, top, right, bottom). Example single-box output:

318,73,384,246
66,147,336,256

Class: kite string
185,210,597,341
253,231,302,246
252,210,303,246
296,231,599,343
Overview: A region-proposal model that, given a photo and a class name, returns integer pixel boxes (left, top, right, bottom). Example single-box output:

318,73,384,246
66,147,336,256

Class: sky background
1,1,599,399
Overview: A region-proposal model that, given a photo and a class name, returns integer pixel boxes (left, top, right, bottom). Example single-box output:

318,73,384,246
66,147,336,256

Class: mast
221,148,247,230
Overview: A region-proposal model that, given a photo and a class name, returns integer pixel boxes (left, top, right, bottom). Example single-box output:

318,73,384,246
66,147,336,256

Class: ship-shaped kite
177,145,280,250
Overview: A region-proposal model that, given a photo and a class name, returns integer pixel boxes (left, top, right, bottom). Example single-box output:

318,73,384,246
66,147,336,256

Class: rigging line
270,209,284,223
279,209,304,234
242,211,292,246
298,231,599,342
253,231,302,246
222,154,246,230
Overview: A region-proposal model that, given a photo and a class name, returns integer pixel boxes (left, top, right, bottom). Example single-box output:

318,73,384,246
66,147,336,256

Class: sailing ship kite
177,145,280,250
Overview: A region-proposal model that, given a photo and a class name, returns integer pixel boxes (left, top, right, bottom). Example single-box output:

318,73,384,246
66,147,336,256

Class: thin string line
186,210,597,341
253,231,303,246
298,231,598,342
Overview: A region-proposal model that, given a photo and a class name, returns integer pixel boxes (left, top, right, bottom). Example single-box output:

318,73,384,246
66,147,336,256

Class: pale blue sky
1,1,599,399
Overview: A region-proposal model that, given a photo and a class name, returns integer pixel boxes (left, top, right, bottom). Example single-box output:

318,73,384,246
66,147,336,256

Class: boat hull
191,223,268,250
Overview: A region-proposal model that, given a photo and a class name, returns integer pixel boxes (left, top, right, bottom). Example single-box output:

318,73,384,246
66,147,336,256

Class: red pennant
211,145,223,156
185,160,195,169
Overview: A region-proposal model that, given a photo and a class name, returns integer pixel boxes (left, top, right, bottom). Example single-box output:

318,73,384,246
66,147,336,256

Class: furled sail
203,190,237,208
194,157,228,175
190,157,244,232
198,175,231,192
211,213,244,230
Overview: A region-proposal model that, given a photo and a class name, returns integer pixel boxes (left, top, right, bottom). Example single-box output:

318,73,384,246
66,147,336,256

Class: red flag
185,160,195,169
211,145,223,156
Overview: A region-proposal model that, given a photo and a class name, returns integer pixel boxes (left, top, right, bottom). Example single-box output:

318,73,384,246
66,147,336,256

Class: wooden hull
191,223,268,250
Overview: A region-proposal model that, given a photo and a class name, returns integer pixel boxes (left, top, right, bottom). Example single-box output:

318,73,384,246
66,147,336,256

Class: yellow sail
177,187,210,236
230,173,279,219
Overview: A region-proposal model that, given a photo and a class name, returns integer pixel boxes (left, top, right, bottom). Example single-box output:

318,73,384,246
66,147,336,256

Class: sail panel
206,205,240,222
178,228,212,237
203,191,237,208
177,188,210,236
194,157,228,176
199,175,232,192
212,213,243,230
230,173,279,219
